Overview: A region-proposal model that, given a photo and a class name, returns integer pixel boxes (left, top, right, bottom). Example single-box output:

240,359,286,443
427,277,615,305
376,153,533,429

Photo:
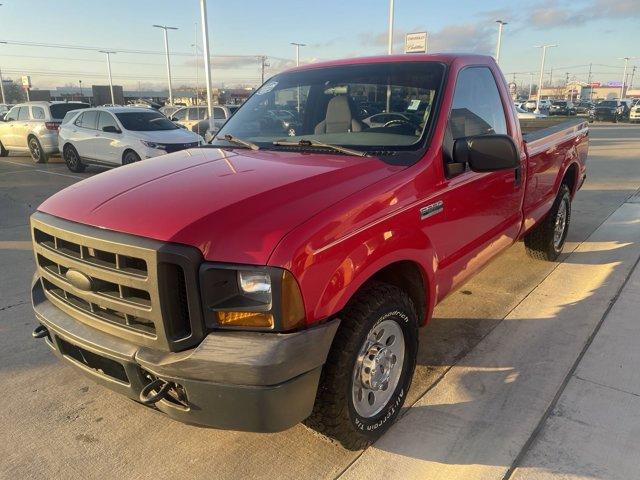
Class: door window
5,106,19,121
172,108,187,121
79,110,99,129
97,112,119,131
448,67,507,140
17,107,30,120
31,106,45,120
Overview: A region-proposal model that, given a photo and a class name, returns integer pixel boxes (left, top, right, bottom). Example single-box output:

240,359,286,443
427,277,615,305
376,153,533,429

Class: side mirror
102,125,121,133
452,134,519,173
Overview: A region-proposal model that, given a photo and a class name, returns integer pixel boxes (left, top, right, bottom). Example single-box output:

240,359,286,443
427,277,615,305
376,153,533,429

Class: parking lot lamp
495,20,507,64
153,24,178,105
290,42,306,67
387,0,394,55
0,40,6,104
534,44,558,113
199,0,214,120
99,50,116,105
617,57,638,98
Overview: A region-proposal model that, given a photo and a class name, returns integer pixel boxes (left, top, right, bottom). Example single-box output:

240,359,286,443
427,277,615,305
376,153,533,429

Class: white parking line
0,159,84,180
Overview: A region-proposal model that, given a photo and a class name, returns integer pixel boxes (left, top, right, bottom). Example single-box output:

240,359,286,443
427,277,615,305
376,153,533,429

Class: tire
305,282,419,450
0,141,8,157
525,184,571,261
28,136,48,163
63,144,86,173
122,150,141,165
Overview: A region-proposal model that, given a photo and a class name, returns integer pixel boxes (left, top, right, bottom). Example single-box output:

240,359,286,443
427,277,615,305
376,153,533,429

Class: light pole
387,0,395,54
495,20,507,64
528,72,534,99
534,44,558,113
78,80,83,100
0,40,6,104
199,0,214,120
99,50,116,105
153,24,178,105
617,57,638,98
192,24,200,105
290,42,306,67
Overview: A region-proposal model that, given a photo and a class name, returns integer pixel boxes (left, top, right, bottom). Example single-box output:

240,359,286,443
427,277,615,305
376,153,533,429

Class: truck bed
520,117,587,143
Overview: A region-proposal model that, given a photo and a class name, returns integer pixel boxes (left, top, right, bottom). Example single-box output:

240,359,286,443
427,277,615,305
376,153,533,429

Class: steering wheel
382,118,421,133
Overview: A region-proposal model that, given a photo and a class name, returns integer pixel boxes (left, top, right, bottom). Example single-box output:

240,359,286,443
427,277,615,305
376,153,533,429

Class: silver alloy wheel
553,198,568,250
352,319,405,418
29,139,40,161
66,147,79,168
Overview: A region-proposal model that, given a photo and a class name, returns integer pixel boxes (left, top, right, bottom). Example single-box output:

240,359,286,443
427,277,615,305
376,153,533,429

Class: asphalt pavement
1,123,639,480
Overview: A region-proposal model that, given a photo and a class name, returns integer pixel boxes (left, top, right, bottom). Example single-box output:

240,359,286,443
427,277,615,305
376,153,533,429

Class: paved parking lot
2,123,640,479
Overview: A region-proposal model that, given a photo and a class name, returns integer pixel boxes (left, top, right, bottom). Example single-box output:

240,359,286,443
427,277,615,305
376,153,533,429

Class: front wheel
28,137,48,163
305,282,418,450
525,184,571,261
122,150,141,165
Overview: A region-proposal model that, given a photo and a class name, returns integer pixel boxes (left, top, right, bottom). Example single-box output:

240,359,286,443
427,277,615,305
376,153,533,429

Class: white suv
58,107,203,172
0,101,89,162
630,104,640,124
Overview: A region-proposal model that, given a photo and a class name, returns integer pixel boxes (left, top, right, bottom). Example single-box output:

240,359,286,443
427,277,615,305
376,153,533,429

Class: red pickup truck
30,54,588,449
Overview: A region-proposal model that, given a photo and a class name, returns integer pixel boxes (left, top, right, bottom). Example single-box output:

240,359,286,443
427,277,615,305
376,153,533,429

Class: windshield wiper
217,134,260,150
273,139,368,157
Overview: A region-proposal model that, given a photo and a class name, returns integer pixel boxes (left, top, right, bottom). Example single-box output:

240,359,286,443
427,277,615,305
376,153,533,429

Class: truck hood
38,147,404,264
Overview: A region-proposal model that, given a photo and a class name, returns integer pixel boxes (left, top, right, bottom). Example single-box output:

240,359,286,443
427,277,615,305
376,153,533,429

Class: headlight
140,140,167,150
200,265,306,331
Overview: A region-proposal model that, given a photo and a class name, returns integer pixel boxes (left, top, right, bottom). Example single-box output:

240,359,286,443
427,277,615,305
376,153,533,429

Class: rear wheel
122,150,141,165
28,136,48,163
0,141,7,157
63,144,86,173
305,282,418,450
525,184,571,261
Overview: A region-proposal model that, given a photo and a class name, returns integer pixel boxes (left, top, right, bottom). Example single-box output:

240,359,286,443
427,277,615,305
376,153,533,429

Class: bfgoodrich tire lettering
305,282,418,450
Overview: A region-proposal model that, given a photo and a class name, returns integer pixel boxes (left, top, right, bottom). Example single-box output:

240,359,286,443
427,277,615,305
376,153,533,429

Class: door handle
514,166,522,187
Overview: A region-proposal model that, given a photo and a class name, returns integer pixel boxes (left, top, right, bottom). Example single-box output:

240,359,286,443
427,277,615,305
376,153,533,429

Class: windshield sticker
256,81,278,95
407,99,421,111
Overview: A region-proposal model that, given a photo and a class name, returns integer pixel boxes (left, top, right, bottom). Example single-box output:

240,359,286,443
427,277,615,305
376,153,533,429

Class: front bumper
32,278,339,432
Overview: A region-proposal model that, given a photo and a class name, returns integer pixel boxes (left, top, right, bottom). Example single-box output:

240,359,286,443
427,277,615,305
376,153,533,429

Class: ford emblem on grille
65,269,93,291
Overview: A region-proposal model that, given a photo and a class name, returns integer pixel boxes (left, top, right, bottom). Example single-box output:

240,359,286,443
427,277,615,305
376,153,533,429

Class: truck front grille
31,212,204,351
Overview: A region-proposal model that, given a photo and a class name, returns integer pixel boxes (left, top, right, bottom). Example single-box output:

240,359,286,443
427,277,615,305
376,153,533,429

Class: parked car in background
524,99,537,111
202,105,240,141
0,101,90,162
575,101,593,114
593,100,626,122
515,106,546,119
0,103,11,115
549,101,576,116
58,107,203,172
629,103,640,123
159,105,182,118
524,99,551,111
170,105,211,136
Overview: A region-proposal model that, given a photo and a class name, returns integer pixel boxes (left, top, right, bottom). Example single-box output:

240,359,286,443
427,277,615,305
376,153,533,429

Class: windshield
115,111,179,131
599,101,617,107
214,62,444,155
552,102,566,106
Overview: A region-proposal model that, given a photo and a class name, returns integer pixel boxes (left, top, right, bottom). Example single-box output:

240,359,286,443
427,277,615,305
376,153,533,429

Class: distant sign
607,81,622,87
587,82,601,87
508,82,517,98
405,32,428,54
21,75,32,88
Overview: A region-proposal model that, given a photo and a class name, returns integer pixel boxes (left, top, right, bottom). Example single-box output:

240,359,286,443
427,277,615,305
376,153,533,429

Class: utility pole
99,50,116,105
78,80,83,100
630,66,637,90
387,0,395,55
495,20,507,64
587,63,593,102
153,24,178,105
534,44,558,113
619,57,630,99
260,56,269,84
528,72,534,99
565,72,570,100
200,0,214,119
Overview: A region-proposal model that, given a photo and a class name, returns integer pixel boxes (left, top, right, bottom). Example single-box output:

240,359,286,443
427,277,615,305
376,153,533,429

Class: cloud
359,21,494,54
526,0,640,29
182,56,262,69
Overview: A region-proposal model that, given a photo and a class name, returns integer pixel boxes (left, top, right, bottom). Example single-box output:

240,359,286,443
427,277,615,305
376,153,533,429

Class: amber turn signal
217,311,274,328
280,270,306,331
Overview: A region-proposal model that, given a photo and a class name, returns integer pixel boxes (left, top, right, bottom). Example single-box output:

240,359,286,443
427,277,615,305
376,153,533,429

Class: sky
0,0,639,92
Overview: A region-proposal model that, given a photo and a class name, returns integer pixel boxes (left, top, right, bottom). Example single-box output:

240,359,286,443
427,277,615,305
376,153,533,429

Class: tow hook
32,325,49,339
139,378,172,406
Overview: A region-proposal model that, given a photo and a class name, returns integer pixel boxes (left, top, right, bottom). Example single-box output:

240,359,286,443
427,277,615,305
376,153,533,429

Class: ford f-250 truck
30,54,588,450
